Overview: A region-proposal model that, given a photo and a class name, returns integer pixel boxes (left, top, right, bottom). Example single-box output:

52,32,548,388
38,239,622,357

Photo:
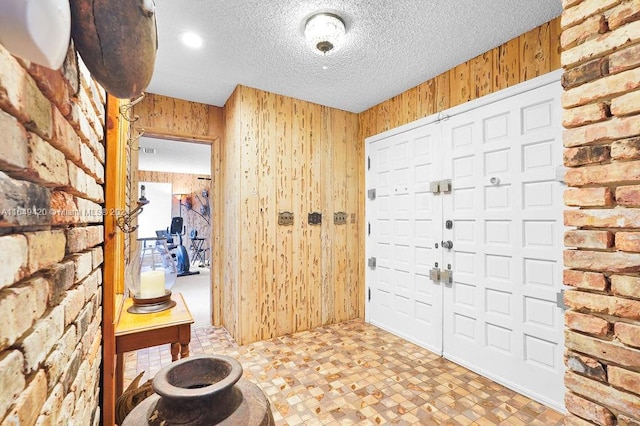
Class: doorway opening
137,136,213,326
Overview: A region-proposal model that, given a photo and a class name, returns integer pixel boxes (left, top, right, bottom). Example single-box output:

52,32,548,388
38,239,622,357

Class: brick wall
0,43,105,425
561,0,640,424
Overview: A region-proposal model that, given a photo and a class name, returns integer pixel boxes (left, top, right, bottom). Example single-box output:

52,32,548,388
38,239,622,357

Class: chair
189,230,207,266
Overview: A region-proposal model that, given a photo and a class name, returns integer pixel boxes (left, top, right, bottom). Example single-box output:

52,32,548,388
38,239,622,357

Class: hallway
124,320,564,425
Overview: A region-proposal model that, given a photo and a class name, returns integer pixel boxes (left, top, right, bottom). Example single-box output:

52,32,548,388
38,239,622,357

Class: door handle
442,240,453,250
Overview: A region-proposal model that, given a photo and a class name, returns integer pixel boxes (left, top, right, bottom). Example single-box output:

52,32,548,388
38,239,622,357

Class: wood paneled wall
132,94,220,324
137,170,212,252
218,85,362,345
131,17,561,346
132,93,223,143
359,18,561,140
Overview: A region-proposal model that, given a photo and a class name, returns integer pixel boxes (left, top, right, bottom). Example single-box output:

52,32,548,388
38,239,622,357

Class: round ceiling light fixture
304,13,345,55
180,31,203,48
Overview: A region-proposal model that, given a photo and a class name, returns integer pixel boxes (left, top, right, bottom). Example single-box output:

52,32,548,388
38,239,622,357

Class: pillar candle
140,270,166,298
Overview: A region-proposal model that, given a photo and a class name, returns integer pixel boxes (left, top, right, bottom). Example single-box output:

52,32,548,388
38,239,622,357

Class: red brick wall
0,43,105,424
561,0,640,424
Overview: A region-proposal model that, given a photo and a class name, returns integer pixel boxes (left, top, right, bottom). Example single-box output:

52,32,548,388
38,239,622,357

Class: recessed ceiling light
180,32,203,48
322,65,328,70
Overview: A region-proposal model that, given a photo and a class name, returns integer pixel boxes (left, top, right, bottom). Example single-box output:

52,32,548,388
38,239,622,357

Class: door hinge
367,156,371,170
368,222,371,236
556,290,566,309
368,288,371,301
367,188,376,200
368,257,377,269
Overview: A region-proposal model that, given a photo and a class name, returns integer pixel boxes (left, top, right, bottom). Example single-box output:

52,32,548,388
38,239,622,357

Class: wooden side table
115,292,194,396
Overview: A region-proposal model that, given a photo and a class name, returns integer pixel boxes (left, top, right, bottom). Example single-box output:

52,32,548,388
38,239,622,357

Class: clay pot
123,355,275,425
70,0,157,99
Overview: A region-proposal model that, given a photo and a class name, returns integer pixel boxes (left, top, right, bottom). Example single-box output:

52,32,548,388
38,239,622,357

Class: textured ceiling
138,137,211,175
146,0,562,113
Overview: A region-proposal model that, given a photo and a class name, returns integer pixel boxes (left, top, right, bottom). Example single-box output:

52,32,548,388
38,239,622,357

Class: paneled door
366,72,565,410
366,123,443,354
441,80,564,409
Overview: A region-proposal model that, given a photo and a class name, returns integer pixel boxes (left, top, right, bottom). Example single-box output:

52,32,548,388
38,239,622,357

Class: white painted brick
0,235,28,290
20,305,64,373
0,277,48,350
562,0,621,29
94,160,104,184
75,198,104,224
44,325,77,390
563,19,640,67
35,383,64,426
63,288,86,327
69,359,88,395
0,108,28,171
0,45,53,140
91,247,103,269
83,270,100,303
59,345,82,394
0,351,26,419
73,251,94,282
611,90,640,117
79,142,96,177
60,392,75,423
75,300,94,340
26,230,66,275
2,370,47,426
563,67,640,109
67,161,88,196
27,133,69,187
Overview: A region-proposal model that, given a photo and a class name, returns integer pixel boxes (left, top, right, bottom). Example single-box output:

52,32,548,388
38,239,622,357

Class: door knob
442,240,453,250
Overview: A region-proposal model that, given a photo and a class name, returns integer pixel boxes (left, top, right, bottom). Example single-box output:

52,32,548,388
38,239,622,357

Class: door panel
367,124,443,353
367,73,564,411
441,80,564,410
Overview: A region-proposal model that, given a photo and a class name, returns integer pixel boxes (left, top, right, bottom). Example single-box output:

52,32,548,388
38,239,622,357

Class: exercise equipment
166,217,199,277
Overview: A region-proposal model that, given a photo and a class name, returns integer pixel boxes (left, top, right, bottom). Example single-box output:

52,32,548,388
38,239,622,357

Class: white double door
365,72,565,410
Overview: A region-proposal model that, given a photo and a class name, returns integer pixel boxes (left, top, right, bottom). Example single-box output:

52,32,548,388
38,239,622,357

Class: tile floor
123,319,565,425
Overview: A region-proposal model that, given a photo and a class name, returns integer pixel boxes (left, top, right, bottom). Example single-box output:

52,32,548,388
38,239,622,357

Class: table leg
170,342,180,361
179,324,191,358
116,353,124,397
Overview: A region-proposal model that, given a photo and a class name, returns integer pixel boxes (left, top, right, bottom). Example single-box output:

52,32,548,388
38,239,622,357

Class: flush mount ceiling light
304,13,346,55
180,31,203,48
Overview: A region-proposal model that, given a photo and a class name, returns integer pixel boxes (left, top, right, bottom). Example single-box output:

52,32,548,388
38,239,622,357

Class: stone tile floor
124,319,565,425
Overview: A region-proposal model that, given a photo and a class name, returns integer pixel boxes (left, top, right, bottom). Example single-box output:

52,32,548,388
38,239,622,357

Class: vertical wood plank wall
133,93,223,142
355,18,560,328
131,17,560,346
222,85,361,344
358,18,561,140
